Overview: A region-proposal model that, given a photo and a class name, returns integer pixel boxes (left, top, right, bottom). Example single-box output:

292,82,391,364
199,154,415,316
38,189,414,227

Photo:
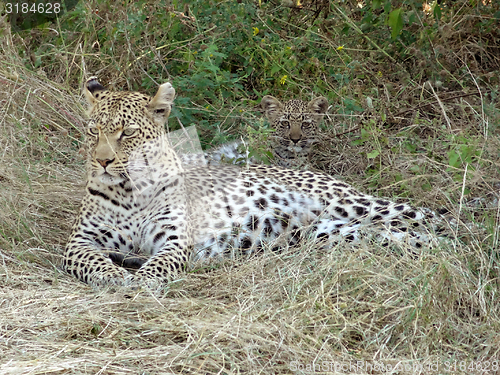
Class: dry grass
3,236,500,374
1,13,500,375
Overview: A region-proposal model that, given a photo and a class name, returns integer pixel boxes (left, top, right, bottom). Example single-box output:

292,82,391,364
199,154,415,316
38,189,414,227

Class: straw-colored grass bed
3,237,499,374
1,22,500,375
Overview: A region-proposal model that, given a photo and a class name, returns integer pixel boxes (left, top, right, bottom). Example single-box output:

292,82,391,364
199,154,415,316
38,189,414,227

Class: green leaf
270,64,281,74
205,64,219,74
433,4,442,20
384,1,391,13
448,150,460,168
372,0,381,9
367,149,380,159
388,8,403,40
211,52,228,59
408,11,416,26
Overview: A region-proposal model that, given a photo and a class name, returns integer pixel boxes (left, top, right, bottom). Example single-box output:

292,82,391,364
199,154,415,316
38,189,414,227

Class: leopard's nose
290,136,301,144
96,158,114,168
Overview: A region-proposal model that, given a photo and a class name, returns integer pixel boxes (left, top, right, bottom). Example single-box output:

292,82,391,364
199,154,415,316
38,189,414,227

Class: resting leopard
63,78,446,289
203,95,329,168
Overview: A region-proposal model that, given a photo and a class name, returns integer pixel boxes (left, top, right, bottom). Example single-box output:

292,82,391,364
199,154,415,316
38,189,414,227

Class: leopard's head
83,78,176,185
260,95,328,158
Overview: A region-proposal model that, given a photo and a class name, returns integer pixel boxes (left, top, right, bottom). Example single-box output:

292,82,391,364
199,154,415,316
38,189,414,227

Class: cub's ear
83,77,107,113
260,95,283,120
147,82,176,126
308,96,328,120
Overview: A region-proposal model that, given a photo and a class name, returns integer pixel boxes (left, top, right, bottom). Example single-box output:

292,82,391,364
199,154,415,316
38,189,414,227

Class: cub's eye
88,127,99,135
281,120,291,129
122,128,137,137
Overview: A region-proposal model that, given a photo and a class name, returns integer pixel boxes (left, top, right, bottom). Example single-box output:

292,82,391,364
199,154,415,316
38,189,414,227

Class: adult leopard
63,78,442,288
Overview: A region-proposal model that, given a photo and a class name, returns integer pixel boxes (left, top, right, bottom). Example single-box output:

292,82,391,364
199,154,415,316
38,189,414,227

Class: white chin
99,173,125,185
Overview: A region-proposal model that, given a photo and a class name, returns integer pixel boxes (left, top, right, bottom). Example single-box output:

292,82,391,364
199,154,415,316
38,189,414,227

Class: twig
428,82,452,129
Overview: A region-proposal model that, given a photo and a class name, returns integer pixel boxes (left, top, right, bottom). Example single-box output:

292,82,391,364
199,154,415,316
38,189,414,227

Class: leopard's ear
147,82,176,126
260,95,284,120
83,77,107,113
308,96,328,120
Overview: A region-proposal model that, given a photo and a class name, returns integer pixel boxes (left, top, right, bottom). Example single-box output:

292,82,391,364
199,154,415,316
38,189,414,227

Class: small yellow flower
280,75,287,85
193,51,197,54
253,27,259,36
337,45,344,51
377,71,383,77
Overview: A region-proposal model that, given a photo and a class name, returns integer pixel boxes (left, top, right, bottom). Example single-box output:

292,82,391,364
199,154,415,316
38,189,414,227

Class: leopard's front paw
88,267,132,288
125,273,165,291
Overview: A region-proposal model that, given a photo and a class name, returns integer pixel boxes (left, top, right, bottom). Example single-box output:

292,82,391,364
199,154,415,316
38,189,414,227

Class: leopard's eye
281,120,291,129
122,128,137,137
88,127,99,136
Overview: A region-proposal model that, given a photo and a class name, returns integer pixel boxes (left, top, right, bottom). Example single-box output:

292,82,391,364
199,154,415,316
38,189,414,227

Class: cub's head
260,95,328,155
83,78,175,185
